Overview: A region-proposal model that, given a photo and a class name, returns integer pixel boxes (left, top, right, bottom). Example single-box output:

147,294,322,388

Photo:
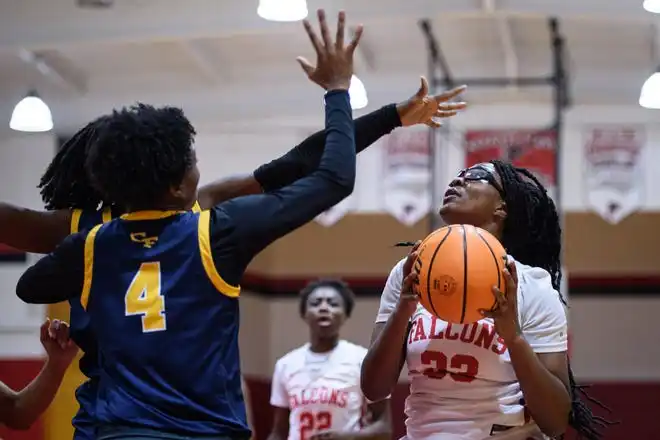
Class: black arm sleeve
15,231,86,304
254,103,400,192
208,90,356,286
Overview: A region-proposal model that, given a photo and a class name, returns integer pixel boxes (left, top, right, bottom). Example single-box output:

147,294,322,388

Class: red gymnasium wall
2,212,660,439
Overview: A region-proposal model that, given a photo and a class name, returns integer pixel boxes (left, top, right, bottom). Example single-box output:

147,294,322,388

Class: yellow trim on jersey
101,207,112,223
192,201,201,213
120,210,185,221
198,210,240,298
70,209,82,234
80,224,103,310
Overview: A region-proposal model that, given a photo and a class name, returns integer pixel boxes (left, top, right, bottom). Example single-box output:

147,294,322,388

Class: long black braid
38,116,109,210
491,159,617,439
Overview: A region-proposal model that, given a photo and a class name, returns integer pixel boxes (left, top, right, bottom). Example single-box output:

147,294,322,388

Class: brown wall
246,212,660,280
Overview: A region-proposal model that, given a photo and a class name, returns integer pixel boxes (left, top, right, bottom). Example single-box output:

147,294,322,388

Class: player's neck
309,335,340,353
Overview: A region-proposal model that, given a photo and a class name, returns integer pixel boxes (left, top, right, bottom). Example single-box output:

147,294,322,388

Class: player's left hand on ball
396,77,467,128
478,257,522,344
40,318,78,370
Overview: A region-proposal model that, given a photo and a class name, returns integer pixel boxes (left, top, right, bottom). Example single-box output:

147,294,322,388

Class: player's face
438,163,507,229
304,287,346,338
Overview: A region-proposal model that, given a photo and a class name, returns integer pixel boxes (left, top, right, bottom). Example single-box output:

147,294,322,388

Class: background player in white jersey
361,161,614,440
268,279,392,440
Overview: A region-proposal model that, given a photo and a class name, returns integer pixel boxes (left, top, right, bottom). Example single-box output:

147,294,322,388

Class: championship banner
583,127,645,224
315,194,355,227
381,127,432,226
464,129,557,201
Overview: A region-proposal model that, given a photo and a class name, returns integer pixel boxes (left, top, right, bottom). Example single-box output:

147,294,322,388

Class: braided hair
299,278,356,318
38,117,109,210
491,159,616,439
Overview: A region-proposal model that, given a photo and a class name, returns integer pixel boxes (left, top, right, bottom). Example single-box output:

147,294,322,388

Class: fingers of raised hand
303,19,324,58
317,9,333,51
346,24,363,55
334,10,345,50
402,250,419,276
435,85,468,102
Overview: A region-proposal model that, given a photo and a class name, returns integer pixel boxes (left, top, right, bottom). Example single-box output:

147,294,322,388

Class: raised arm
0,319,78,429
0,203,72,254
198,82,466,208
207,11,363,285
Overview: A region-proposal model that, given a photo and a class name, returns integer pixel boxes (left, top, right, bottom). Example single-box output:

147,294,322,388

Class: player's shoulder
339,339,369,355
512,257,565,313
338,340,368,358
275,344,310,368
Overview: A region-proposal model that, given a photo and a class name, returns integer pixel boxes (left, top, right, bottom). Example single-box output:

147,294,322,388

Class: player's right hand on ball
297,9,364,91
397,240,421,317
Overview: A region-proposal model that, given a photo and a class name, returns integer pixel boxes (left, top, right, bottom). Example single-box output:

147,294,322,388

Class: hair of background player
84,103,196,210
298,278,356,318
38,116,110,210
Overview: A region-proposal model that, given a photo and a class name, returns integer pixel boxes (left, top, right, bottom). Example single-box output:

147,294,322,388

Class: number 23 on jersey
124,262,167,332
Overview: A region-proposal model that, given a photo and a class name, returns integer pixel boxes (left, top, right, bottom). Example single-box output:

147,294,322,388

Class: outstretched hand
298,9,364,91
397,78,467,128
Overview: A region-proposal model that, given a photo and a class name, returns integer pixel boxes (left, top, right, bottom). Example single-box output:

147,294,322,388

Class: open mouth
443,187,461,201
316,316,333,327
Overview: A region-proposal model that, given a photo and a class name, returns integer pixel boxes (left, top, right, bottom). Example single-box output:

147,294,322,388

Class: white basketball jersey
376,257,569,440
271,340,368,440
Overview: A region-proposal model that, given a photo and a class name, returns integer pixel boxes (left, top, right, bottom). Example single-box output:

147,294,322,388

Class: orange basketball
414,224,507,324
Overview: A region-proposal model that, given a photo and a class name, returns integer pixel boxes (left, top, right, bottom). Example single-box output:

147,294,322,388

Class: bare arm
241,376,256,439
508,341,570,437
350,400,392,440
0,203,71,254
0,320,77,430
361,249,419,402
267,406,291,440
361,314,410,403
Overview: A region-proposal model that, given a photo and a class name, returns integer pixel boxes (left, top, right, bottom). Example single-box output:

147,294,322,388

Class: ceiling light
257,0,308,22
643,0,660,13
640,71,660,108
9,91,53,133
349,75,368,110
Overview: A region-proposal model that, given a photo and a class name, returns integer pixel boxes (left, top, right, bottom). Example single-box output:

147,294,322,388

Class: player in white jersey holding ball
361,161,613,440
269,279,392,440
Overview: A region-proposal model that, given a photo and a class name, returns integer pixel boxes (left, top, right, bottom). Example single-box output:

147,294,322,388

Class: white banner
381,127,432,226
583,127,645,224
315,193,355,227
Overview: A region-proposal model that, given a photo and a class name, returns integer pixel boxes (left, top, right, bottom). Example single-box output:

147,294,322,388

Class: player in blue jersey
1,81,464,440
1,80,464,439
15,9,386,439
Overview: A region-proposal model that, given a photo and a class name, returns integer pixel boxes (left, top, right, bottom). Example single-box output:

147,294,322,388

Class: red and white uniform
376,257,568,440
271,340,369,440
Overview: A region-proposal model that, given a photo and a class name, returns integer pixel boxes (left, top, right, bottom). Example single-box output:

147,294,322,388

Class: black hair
298,278,355,318
491,159,617,439
85,103,196,209
38,117,109,210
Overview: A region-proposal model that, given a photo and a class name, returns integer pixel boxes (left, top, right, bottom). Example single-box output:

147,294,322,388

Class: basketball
414,224,507,324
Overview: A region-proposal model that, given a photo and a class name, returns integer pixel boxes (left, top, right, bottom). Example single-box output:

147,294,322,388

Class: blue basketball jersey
69,206,115,440
69,202,203,440
80,209,248,436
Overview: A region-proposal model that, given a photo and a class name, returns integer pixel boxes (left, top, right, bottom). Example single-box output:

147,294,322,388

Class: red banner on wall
464,129,557,201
